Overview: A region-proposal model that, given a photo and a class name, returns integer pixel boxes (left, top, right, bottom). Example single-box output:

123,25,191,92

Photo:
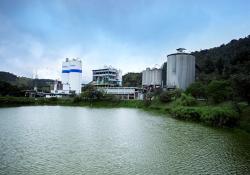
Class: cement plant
24,48,196,100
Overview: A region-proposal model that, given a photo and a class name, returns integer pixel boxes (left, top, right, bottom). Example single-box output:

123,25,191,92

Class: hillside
0,71,54,92
192,35,250,78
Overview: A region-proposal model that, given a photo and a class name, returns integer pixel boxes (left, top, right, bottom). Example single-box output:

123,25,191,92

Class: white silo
142,70,146,86
142,67,162,87
145,68,151,86
167,48,195,90
68,58,82,94
62,58,70,92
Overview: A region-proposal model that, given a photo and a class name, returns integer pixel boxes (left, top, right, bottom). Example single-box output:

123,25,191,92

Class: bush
170,106,200,121
169,105,239,127
159,89,182,103
73,96,82,103
174,93,197,106
102,94,120,103
186,81,207,99
159,91,172,103
198,106,239,127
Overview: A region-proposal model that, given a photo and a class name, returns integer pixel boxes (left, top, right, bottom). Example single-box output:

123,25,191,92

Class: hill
0,71,54,92
192,35,250,79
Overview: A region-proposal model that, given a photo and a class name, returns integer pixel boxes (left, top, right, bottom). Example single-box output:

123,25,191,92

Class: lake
0,106,249,175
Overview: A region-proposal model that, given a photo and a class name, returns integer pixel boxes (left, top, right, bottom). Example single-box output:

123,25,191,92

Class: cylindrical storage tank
145,68,150,86
153,68,162,86
156,68,162,85
167,52,195,90
151,69,155,85
62,59,69,84
142,70,146,86
69,59,82,94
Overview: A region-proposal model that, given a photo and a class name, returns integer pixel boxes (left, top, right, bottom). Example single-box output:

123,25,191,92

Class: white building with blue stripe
62,58,82,94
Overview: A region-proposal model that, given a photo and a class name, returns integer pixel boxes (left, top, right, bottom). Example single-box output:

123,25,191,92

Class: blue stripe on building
70,69,82,73
62,69,82,73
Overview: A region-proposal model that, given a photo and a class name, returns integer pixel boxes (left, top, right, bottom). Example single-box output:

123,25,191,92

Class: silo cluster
142,49,195,90
142,67,162,87
62,58,82,94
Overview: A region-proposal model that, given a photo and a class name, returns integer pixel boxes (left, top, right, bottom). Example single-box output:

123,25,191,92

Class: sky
0,0,250,82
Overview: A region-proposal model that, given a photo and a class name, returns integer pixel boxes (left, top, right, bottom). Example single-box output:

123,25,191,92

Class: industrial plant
142,48,195,90
26,48,195,99
92,67,122,87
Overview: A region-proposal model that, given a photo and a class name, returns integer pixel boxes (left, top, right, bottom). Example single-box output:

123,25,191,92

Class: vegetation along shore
0,83,249,134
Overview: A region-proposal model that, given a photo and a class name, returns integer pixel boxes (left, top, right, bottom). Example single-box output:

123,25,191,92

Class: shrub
102,94,120,103
73,96,82,103
159,91,172,103
170,106,200,121
159,89,182,103
198,106,239,127
169,105,239,127
174,93,197,106
186,81,207,99
143,99,151,107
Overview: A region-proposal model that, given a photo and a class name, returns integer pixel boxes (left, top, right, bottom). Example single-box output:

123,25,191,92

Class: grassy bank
0,96,249,132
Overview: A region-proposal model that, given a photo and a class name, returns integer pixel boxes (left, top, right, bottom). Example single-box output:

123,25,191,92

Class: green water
0,106,249,175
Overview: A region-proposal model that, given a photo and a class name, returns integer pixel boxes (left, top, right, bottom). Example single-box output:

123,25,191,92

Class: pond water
0,106,249,174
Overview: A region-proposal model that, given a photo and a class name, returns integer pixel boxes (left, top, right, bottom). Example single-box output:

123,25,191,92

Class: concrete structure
100,87,143,100
142,67,162,87
92,67,122,87
62,58,82,94
167,48,195,90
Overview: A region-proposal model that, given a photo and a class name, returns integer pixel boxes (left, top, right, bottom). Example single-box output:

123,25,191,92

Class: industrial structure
61,58,82,94
100,87,143,100
142,48,195,90
142,67,162,87
167,48,195,90
92,67,122,87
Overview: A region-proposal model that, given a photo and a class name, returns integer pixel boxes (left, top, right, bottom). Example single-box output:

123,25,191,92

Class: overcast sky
0,0,250,82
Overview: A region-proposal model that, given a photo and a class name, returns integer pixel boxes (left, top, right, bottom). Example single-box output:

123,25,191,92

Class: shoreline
0,96,249,133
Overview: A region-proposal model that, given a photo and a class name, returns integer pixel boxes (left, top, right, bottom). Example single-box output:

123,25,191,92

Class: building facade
92,67,122,87
100,87,143,100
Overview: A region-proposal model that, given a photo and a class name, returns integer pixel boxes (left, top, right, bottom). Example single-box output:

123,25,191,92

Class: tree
231,73,250,104
81,85,103,100
207,80,233,103
203,58,215,74
216,57,225,75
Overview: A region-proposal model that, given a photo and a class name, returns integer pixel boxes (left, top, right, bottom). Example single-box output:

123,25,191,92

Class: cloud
0,0,250,83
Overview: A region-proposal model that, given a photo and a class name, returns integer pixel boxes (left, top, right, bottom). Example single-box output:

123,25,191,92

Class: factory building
92,67,122,87
167,48,195,90
100,87,143,100
142,67,162,87
62,58,82,94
